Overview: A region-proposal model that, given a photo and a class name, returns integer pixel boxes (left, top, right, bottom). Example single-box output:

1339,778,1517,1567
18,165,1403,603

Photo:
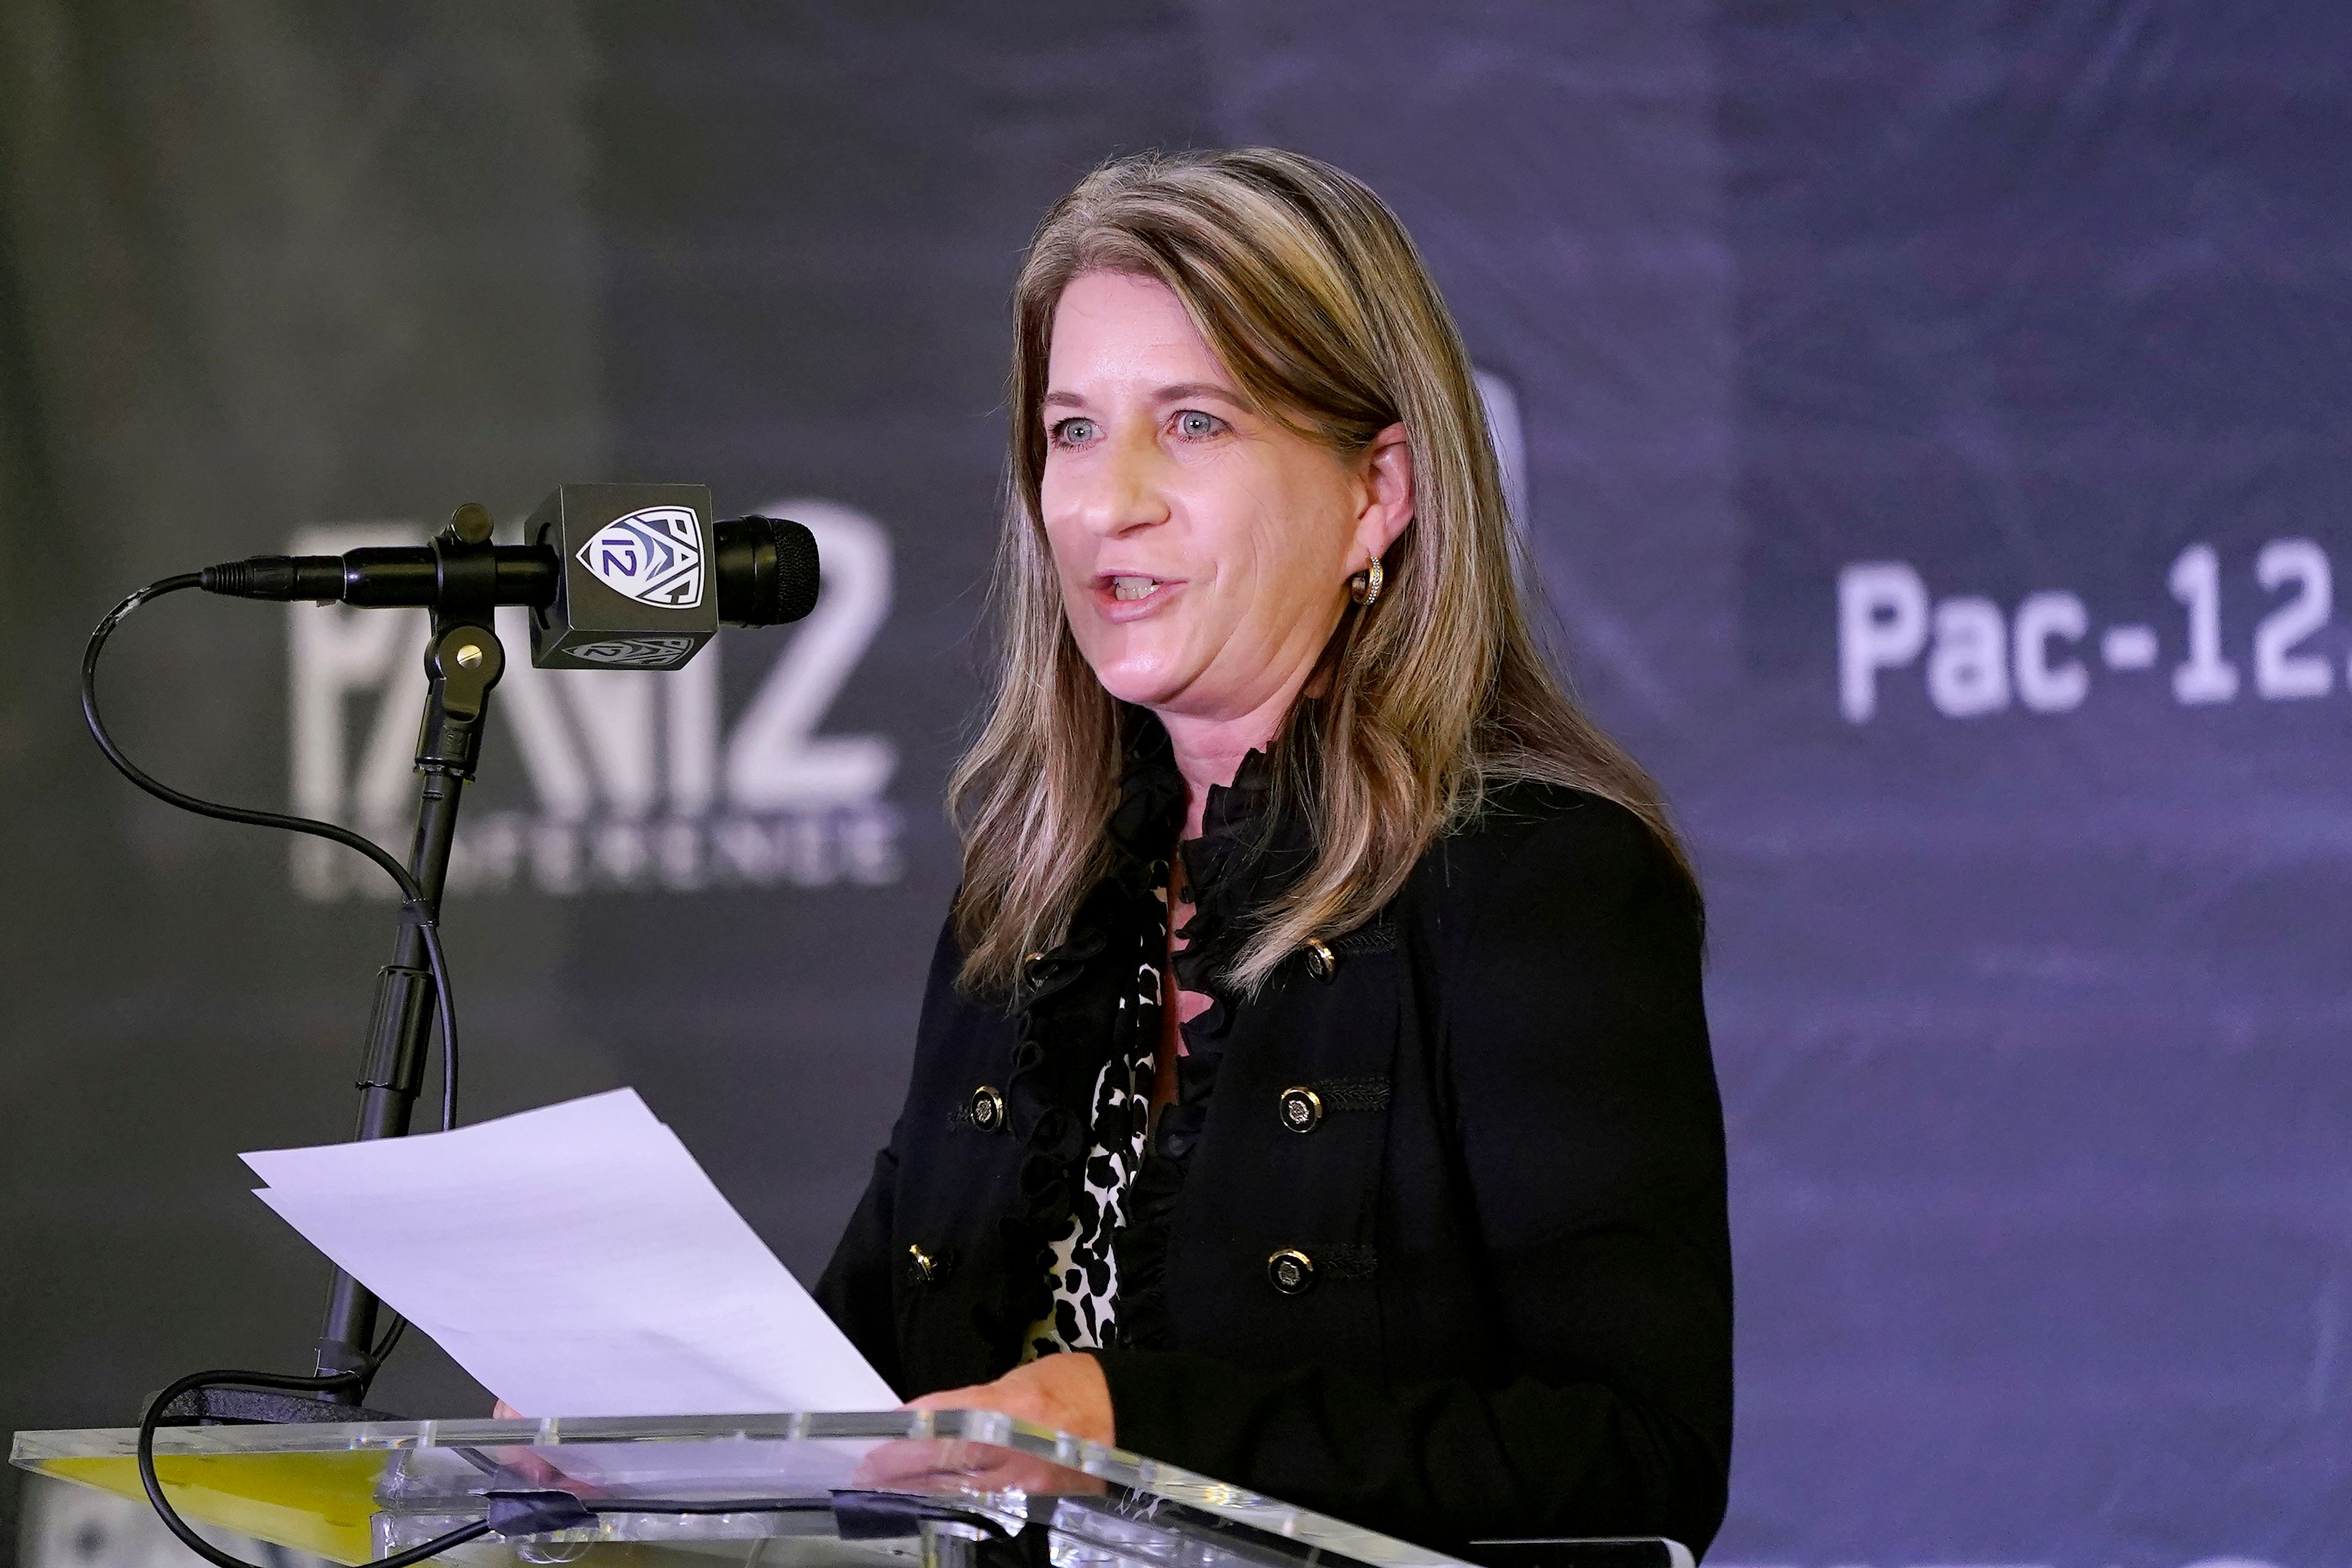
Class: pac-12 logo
578,506,705,608
570,635,698,668
288,497,897,899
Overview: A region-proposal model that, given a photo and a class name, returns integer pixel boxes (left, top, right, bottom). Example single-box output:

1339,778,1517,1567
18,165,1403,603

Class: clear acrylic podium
11,1410,1689,1568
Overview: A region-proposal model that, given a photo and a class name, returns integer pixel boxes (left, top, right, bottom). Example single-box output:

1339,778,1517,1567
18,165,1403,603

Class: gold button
1278,1086,1323,1134
1303,939,1335,981
905,1244,937,1286
969,1085,1006,1132
1267,1248,1316,1295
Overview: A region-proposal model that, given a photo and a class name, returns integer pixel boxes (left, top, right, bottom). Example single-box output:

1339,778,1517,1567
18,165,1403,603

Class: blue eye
1052,417,1098,448
1175,410,1219,439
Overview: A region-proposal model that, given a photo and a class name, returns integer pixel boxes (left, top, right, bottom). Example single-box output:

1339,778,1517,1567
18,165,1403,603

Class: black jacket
816,731,1732,1559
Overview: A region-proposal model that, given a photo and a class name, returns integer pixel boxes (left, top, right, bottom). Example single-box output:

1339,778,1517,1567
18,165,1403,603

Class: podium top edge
16,1408,1012,1460
12,1409,1491,1568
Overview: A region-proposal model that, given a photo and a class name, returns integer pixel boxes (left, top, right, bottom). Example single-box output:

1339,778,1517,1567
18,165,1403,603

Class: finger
951,1453,1088,1495
911,1389,1044,1423
852,1437,961,1488
905,1386,986,1411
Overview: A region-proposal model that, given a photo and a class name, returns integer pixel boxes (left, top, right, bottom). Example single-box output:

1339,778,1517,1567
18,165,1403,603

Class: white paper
241,1088,898,1417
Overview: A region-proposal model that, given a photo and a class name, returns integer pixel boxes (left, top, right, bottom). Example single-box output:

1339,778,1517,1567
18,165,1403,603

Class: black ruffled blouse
816,712,1733,1559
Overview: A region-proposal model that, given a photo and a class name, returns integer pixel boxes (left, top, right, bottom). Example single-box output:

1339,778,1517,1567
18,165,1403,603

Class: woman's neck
1154,693,1291,842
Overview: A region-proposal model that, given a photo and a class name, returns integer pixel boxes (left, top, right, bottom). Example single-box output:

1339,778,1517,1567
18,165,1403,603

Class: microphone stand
171,505,509,1423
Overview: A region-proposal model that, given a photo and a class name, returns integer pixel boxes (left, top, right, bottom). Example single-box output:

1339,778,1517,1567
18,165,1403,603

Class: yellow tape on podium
31,1450,388,1565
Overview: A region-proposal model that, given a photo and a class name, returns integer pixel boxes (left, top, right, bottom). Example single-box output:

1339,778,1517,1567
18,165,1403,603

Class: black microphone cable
137,1367,487,1568
82,575,462,1130
86,576,469,1567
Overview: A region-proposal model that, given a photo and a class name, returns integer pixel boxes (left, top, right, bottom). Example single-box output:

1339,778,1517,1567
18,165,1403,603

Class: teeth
1111,576,1157,601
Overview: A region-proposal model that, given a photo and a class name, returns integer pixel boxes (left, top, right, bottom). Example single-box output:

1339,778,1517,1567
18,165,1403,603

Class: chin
1071,608,1222,710
1089,670,1186,710
1081,651,1192,711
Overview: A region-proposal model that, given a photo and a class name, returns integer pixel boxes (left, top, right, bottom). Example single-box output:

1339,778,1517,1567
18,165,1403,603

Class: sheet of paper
241,1088,898,1417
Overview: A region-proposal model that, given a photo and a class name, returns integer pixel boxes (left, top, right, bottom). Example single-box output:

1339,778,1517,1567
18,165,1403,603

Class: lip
1090,573,1185,624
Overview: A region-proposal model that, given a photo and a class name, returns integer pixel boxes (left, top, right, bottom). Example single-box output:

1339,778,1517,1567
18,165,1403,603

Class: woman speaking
816,148,1732,1558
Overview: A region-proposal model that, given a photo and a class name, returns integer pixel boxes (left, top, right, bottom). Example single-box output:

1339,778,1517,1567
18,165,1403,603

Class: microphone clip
417,503,511,777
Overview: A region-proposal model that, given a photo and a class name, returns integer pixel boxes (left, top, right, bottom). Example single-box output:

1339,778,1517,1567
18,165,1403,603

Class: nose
1068,428,1169,539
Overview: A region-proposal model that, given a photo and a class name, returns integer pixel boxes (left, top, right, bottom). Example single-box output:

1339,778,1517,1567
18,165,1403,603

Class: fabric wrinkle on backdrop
1,5,2346,1568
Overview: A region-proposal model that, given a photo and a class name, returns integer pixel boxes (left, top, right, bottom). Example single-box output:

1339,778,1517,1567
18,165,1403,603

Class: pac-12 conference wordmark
1838,538,2345,722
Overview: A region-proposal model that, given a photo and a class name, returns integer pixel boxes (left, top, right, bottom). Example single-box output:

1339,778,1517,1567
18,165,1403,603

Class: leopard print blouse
1020,864,1170,1360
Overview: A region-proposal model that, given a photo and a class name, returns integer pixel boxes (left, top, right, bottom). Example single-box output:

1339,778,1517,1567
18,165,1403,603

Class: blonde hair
949,146,1691,997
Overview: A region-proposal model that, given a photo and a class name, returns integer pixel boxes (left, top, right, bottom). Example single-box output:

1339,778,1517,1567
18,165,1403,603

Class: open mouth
1094,573,1181,611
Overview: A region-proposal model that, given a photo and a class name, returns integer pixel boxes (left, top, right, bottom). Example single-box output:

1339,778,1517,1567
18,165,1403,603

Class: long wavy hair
949,146,1692,997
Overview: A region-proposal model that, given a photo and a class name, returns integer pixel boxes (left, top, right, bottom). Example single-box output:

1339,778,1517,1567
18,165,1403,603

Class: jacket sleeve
813,916,976,1401
813,1133,905,1400
1093,799,1732,1558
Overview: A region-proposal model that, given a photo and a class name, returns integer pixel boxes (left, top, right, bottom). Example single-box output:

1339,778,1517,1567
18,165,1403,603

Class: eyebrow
1041,382,1248,410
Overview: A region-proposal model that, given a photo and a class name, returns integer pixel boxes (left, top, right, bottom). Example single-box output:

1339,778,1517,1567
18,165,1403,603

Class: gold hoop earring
1348,557,1384,608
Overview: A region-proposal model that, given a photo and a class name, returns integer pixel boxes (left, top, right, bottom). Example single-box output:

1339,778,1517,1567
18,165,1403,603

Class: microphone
194,484,818,670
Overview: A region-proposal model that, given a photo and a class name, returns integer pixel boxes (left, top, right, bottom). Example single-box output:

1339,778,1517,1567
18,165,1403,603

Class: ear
1351,423,1415,567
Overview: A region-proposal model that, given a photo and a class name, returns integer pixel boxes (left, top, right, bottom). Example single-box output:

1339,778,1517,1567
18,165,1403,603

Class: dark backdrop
3,5,2346,1566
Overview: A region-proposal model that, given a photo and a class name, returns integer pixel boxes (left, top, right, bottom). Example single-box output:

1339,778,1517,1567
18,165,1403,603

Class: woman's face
1038,270,1409,726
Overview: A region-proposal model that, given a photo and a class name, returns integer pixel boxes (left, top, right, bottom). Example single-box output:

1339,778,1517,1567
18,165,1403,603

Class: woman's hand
905,1352,1115,1444
483,1400,581,1488
856,1355,1115,1496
